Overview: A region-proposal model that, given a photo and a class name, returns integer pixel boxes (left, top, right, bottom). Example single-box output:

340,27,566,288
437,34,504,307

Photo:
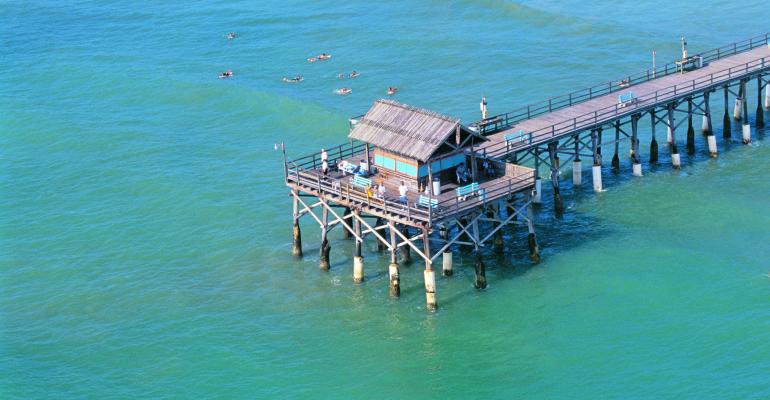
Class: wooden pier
281,34,770,310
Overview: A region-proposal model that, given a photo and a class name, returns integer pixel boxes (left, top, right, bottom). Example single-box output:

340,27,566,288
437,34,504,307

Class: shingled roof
348,99,476,162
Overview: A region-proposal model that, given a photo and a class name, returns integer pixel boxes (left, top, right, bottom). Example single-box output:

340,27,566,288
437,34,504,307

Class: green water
2,1,770,398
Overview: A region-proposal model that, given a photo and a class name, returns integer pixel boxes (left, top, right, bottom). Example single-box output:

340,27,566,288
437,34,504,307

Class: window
396,160,417,177
375,154,395,170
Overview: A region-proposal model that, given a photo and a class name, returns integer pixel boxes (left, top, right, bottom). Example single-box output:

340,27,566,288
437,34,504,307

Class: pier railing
284,140,367,179
482,55,770,159
473,33,770,135
286,160,535,225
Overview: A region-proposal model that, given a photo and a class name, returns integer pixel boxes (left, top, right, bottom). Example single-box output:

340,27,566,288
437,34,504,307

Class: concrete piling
572,160,582,185
422,230,437,311
631,114,642,176
756,76,765,128
533,178,542,204
702,91,712,134
591,129,602,192
707,135,718,157
742,80,751,144
424,269,437,311
353,213,364,283
668,105,681,168
442,250,453,276
388,222,400,296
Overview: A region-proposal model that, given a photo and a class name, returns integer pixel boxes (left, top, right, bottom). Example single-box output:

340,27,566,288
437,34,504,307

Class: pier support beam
702,91,713,134
548,142,564,214
388,222,400,297
442,250,453,277
611,121,620,171
631,114,642,176
422,228,437,311
686,98,695,155
734,82,743,121
757,76,765,128
352,212,364,283
742,80,751,144
650,110,659,164
291,192,303,258
525,193,540,262
319,202,330,270
591,129,602,192
572,135,582,185
667,104,681,168
723,86,731,138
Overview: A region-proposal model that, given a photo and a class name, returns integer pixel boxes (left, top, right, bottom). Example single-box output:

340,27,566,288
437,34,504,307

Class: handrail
286,140,367,172
473,32,770,135
480,55,770,159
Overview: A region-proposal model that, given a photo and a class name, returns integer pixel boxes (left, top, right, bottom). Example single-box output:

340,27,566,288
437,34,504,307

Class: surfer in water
349,71,360,78
318,53,332,60
387,87,398,95
219,70,233,79
226,32,238,40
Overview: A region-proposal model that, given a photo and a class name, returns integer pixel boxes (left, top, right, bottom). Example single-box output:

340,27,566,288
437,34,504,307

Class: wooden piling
650,110,659,163
548,142,564,214
723,86,732,138
342,207,352,239
319,202,330,270
631,114,642,176
442,250,453,277
526,194,540,263
757,76,765,128
741,80,751,144
686,98,695,154
611,121,620,171
472,217,487,289
702,90,713,134
292,192,303,258
399,225,412,264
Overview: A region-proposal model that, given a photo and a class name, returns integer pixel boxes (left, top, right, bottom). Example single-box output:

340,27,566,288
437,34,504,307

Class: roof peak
373,99,459,125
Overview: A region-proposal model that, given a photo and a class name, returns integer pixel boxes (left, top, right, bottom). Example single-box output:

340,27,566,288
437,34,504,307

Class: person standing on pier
320,148,328,164
398,181,408,205
480,96,488,119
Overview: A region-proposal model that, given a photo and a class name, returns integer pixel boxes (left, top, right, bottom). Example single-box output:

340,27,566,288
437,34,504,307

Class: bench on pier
675,55,704,73
504,129,528,144
417,195,438,209
456,182,480,200
617,92,637,108
351,175,372,189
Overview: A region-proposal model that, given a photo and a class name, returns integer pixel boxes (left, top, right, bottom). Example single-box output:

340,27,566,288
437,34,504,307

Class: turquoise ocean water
2,1,770,398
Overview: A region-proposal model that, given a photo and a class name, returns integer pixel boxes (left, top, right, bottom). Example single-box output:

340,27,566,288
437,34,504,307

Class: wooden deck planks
482,45,770,156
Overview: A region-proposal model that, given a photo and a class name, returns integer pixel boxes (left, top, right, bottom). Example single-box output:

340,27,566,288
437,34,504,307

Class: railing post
527,105,531,119
548,99,552,112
